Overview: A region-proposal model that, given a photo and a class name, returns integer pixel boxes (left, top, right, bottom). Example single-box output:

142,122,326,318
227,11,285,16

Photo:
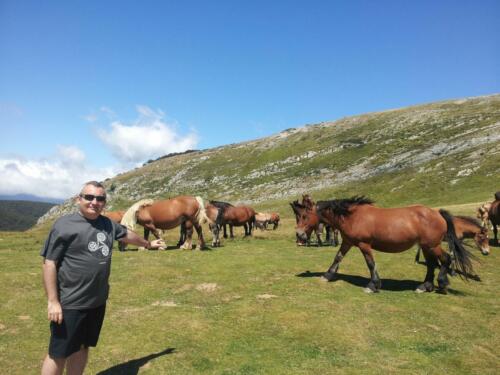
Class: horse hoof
363,287,374,294
322,273,336,282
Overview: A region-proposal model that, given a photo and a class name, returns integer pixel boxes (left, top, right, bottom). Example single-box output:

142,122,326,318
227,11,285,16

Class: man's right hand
47,300,63,324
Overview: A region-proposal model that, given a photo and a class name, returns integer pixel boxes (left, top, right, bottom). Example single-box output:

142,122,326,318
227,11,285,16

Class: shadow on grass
297,271,421,291
97,348,175,375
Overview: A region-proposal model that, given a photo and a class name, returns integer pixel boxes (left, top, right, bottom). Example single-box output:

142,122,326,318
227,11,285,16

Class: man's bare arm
42,259,63,324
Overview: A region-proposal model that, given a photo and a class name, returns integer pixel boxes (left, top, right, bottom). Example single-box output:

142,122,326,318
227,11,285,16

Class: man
40,181,164,375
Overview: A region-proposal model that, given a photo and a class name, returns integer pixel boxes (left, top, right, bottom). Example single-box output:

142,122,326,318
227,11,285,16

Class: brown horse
254,212,280,230
296,196,475,293
290,195,338,246
415,215,490,262
489,199,500,244
177,202,222,247
124,196,212,250
476,202,491,228
103,210,125,223
210,201,256,238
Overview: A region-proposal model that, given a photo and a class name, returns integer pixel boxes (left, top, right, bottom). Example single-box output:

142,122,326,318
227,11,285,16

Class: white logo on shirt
88,232,110,256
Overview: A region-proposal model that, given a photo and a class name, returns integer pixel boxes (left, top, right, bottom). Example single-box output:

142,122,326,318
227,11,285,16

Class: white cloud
0,146,117,200
96,105,198,163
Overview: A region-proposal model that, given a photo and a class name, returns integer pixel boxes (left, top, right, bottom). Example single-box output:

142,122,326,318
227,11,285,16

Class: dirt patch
18,316,30,320
256,294,277,299
196,283,218,292
152,300,178,307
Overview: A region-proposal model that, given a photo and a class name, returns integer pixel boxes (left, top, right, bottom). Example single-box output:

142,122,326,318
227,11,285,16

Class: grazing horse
476,202,491,228
103,210,127,251
177,202,222,247
254,212,280,230
210,201,256,238
489,199,500,244
296,196,475,294
269,212,280,230
255,212,271,230
122,196,212,250
415,215,490,262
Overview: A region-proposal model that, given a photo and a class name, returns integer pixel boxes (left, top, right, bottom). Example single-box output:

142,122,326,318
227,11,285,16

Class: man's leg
41,354,66,375
66,347,89,375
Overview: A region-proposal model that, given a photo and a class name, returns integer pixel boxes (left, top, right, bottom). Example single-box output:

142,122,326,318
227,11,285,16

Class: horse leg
210,224,220,247
358,244,382,293
177,222,186,247
316,229,323,247
493,222,498,244
243,222,249,236
180,222,194,250
416,247,437,293
323,240,352,281
432,246,452,294
230,225,234,238
415,247,421,264
332,229,339,247
194,223,207,250
143,225,163,249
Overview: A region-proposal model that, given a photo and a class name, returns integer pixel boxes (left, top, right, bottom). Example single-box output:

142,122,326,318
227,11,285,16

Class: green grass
1,202,499,374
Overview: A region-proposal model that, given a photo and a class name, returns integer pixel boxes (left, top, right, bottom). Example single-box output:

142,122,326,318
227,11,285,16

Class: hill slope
0,201,57,231
38,94,500,224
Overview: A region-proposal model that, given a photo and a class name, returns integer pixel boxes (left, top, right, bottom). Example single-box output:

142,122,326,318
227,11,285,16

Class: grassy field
0,203,499,374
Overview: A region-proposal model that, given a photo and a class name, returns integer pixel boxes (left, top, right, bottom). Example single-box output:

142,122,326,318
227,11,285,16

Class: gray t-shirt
40,213,127,309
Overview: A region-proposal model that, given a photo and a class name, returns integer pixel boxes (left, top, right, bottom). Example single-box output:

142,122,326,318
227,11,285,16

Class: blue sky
0,1,499,199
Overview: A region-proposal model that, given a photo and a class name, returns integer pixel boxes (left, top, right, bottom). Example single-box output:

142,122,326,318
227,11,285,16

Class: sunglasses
80,194,106,202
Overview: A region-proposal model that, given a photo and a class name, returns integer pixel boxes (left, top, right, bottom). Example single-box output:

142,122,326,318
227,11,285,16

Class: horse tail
121,199,155,231
439,209,475,280
195,196,212,225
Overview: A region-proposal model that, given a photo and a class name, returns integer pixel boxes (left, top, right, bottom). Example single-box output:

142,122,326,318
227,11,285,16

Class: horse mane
455,215,483,228
210,200,234,208
317,196,374,217
210,200,233,225
120,199,155,230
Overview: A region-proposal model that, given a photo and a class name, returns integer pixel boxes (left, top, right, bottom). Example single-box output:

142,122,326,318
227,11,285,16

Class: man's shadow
97,348,175,375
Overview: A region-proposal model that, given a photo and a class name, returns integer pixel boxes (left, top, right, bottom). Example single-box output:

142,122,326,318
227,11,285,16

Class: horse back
343,205,446,251
140,196,199,229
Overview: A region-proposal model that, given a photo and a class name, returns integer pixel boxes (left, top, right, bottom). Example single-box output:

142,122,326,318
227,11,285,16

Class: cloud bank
96,106,198,164
0,105,198,200
0,146,116,200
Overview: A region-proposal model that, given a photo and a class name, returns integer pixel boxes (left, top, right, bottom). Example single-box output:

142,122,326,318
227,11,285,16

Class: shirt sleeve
40,224,67,261
113,222,128,240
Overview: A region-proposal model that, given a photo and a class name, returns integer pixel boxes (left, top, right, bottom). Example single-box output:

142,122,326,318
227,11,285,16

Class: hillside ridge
38,94,500,225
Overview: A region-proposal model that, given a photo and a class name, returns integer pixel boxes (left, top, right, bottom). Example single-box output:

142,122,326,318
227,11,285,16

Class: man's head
78,181,107,220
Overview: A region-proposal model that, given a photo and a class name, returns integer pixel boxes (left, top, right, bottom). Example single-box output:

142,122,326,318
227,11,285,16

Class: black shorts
48,304,106,358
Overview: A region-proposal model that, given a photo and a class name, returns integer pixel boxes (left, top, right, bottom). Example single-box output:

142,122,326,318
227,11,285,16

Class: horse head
290,200,320,245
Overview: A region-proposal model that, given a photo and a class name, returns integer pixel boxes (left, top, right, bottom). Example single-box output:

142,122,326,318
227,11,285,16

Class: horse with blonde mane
122,196,213,250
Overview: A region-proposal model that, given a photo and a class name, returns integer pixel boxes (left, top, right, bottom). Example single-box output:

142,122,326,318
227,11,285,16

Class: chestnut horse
290,195,338,246
210,201,256,238
177,202,222,247
296,196,475,293
489,199,500,244
415,215,490,262
123,196,212,250
254,212,280,230
476,202,491,228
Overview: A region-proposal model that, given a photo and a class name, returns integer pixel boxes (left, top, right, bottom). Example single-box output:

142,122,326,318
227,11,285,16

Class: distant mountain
0,200,58,231
39,94,500,225
0,194,64,204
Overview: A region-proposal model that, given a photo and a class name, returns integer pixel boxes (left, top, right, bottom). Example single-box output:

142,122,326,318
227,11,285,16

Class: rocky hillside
38,94,500,225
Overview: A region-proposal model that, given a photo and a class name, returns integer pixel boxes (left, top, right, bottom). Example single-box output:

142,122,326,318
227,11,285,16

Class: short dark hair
80,181,106,195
